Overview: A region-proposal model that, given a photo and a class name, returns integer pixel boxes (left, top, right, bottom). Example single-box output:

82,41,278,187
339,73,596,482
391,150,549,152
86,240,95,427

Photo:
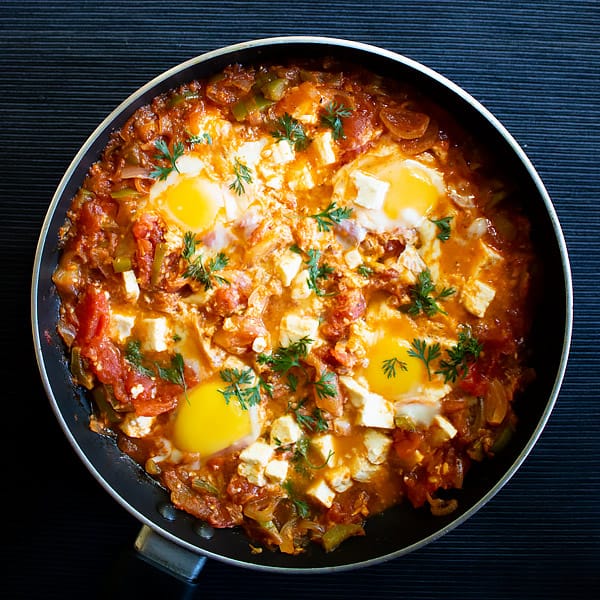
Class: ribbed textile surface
2,1,598,598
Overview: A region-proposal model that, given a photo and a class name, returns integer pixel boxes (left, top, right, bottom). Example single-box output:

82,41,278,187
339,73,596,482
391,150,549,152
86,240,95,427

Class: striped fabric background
2,1,598,598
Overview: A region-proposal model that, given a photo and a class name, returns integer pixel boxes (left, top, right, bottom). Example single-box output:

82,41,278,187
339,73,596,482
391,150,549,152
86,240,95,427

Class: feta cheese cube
311,434,336,465
351,170,389,210
344,248,363,269
141,317,170,352
277,250,303,287
122,270,140,301
237,461,266,487
432,415,458,441
363,429,392,465
397,245,427,282
119,414,154,438
461,279,496,318
239,440,274,467
326,465,353,493
278,313,320,347
357,394,395,429
110,312,136,342
395,401,440,427
265,459,289,483
306,479,336,508
290,269,311,300
270,139,296,164
349,455,382,483
269,415,303,447
313,131,337,165
238,140,266,168
339,375,371,408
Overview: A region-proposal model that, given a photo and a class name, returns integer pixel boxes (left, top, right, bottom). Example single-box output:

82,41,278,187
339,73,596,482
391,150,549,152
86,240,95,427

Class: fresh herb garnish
229,158,252,195
357,264,373,278
218,367,265,410
405,269,455,317
182,232,230,290
290,399,329,433
314,369,337,400
282,481,310,518
307,201,353,232
430,216,453,242
321,102,352,140
191,477,220,496
293,437,334,473
435,326,483,383
271,113,310,150
150,139,184,180
305,248,334,297
125,341,188,401
124,340,155,378
188,132,212,146
257,336,313,374
407,339,442,380
382,357,408,379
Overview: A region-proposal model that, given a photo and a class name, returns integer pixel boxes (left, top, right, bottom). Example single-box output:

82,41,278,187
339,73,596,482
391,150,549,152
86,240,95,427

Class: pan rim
31,35,573,573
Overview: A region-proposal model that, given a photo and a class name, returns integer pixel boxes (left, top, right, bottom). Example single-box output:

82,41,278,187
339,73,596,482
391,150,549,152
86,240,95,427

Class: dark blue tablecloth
2,1,598,598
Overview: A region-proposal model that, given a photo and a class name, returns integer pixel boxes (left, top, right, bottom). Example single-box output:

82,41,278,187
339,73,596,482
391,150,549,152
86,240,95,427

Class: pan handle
134,524,207,583
100,526,207,599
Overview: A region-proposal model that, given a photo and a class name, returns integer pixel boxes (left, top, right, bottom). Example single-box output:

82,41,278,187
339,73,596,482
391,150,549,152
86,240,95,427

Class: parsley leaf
307,201,353,232
407,339,441,380
435,326,483,383
291,399,329,433
229,158,252,195
271,113,310,150
218,367,264,410
314,369,337,400
155,353,189,402
382,357,408,379
188,132,212,146
257,336,313,373
150,139,184,180
282,480,310,518
182,233,230,290
405,269,455,317
305,248,334,297
321,102,352,140
430,216,453,242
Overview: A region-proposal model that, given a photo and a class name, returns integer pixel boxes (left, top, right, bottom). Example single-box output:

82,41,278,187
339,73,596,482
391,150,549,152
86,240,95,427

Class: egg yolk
159,175,223,233
373,160,441,225
360,312,428,400
173,375,253,455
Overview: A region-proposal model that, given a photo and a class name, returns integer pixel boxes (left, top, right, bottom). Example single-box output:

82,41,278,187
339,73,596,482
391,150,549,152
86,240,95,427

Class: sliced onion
380,106,430,140
120,165,153,180
243,496,279,523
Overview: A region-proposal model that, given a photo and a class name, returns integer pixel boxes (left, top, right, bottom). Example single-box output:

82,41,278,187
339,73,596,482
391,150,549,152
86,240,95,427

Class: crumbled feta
363,429,392,465
238,140,267,169
394,401,440,427
122,270,140,301
269,415,303,447
265,459,289,483
461,279,496,318
351,170,389,210
326,465,353,493
238,461,266,487
141,317,170,352
306,479,336,508
277,250,303,287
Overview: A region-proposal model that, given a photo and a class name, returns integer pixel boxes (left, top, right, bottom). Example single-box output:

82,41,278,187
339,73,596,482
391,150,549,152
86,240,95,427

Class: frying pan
31,36,572,581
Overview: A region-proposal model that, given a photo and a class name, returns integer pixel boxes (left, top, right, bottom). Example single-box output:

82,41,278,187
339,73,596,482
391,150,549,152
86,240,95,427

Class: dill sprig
218,367,265,410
